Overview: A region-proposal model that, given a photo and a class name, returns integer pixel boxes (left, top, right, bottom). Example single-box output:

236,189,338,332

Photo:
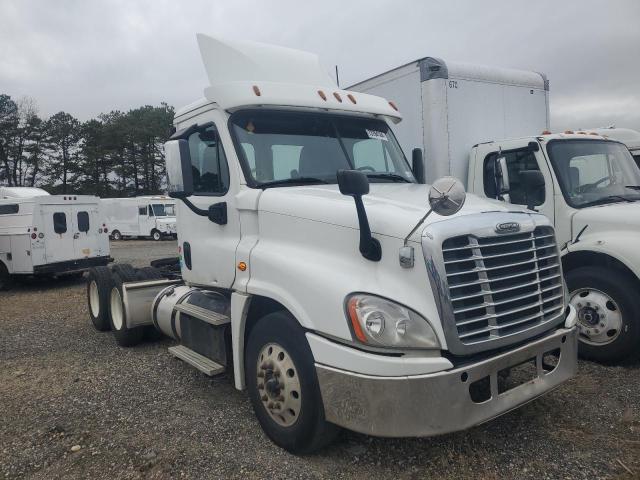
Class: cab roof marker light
564,130,574,134
333,92,342,102
541,130,552,135
252,85,261,96
347,93,357,104
318,90,327,101
388,101,399,112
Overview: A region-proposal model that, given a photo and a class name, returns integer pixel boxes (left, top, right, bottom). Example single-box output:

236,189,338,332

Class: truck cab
470,133,640,361
89,35,578,453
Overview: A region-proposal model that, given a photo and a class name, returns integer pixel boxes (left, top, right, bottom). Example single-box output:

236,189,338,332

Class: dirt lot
1,240,639,479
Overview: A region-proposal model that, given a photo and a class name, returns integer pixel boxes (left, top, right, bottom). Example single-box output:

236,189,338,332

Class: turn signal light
31,233,37,239
237,261,247,271
347,297,367,343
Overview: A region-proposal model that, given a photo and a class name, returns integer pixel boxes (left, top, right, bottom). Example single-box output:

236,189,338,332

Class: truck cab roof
0,187,50,199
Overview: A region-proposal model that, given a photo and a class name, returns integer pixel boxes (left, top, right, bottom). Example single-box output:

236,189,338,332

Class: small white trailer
0,187,111,289
101,196,177,241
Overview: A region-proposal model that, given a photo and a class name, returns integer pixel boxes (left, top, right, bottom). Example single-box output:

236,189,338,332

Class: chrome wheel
570,288,622,346
89,280,100,317
256,343,301,427
110,287,124,330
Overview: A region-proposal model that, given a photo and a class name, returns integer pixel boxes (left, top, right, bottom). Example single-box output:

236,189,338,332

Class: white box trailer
0,187,111,289
102,196,177,241
588,126,640,167
350,57,549,184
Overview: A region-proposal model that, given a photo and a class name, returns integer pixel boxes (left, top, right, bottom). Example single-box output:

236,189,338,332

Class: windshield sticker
366,129,388,141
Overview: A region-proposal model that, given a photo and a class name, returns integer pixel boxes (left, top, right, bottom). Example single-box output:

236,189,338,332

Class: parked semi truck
351,58,640,362
86,36,577,453
0,187,111,289
102,196,177,240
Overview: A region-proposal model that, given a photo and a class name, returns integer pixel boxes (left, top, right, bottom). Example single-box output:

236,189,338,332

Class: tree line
0,93,175,197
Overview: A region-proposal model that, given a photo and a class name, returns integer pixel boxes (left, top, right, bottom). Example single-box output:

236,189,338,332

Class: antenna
335,65,340,87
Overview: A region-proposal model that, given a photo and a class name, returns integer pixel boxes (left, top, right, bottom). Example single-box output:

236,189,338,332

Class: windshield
230,110,415,186
151,203,175,216
547,140,640,208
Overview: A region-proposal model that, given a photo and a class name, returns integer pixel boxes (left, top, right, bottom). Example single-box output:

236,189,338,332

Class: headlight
346,294,440,349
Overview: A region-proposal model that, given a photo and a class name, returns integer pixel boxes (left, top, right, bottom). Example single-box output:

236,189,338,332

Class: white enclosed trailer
86,36,577,454
102,196,177,240
352,60,640,363
588,126,640,167
0,187,111,289
350,58,549,184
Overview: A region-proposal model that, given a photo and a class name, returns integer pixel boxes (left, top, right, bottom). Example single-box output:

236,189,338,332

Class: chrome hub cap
89,280,100,317
570,288,622,345
256,343,301,427
110,287,124,330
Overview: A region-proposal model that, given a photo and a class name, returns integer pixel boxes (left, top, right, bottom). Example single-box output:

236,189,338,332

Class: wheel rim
570,288,622,345
89,280,100,317
256,343,301,427
153,232,160,240
110,287,124,330
114,232,120,240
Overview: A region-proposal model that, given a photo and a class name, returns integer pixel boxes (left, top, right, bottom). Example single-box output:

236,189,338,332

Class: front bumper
33,255,112,275
316,326,577,437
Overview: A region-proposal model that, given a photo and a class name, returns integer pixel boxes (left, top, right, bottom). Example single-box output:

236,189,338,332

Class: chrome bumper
316,327,577,437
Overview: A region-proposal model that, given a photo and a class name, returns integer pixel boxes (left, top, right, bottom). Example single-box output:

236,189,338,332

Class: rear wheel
151,230,161,241
109,270,145,347
245,311,339,453
111,230,122,241
86,266,113,331
567,266,640,363
0,262,12,291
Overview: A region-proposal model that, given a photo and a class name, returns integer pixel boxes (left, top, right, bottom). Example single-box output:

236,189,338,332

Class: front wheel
567,266,640,363
151,230,161,241
245,311,339,453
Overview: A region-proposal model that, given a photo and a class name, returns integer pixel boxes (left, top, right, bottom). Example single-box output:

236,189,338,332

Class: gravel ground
1,240,639,479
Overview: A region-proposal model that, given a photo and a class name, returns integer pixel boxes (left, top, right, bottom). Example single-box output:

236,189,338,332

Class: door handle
73,233,79,239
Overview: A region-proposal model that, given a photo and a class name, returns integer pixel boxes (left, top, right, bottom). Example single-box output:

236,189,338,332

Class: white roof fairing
194,34,402,123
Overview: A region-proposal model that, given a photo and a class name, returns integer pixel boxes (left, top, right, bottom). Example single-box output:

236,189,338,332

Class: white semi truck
351,58,640,363
86,36,578,453
0,187,111,289
102,196,177,240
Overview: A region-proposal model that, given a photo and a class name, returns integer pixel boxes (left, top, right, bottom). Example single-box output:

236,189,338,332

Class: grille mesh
442,226,564,345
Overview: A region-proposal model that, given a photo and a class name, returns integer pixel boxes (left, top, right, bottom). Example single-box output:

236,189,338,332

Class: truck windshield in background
230,111,415,186
150,204,175,216
547,140,640,208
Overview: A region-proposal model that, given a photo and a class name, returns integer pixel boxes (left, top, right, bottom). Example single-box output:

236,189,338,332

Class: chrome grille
442,226,564,346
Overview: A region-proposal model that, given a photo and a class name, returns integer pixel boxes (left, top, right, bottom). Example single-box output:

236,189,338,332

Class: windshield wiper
366,172,412,183
259,177,329,188
580,195,636,207
625,185,640,190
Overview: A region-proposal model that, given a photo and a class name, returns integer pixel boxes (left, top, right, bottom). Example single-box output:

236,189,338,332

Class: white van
0,187,111,289
102,196,177,241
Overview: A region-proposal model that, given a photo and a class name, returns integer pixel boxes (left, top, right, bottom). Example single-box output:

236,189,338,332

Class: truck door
180,121,240,288
72,205,101,258
481,140,555,223
40,205,75,263
137,204,153,236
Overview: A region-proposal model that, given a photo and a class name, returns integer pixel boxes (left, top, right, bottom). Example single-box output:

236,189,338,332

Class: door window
53,212,67,234
77,211,90,233
484,149,545,206
187,124,230,195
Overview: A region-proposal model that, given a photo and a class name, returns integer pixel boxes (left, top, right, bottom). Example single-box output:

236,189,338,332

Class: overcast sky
1,0,639,132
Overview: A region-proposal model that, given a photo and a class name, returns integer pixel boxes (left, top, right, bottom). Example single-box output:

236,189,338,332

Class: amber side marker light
237,261,247,272
347,297,367,343
252,85,261,96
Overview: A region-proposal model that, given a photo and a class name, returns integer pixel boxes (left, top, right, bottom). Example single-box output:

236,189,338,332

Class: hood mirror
399,176,467,268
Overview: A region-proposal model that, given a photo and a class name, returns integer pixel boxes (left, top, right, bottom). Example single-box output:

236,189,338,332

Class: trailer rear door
72,205,101,258
40,205,75,263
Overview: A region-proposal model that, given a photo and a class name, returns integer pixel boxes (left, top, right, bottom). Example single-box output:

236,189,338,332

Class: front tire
567,266,640,363
151,230,161,241
245,311,339,453
87,266,113,331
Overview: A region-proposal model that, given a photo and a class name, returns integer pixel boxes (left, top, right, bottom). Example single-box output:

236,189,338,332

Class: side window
352,139,388,171
138,206,147,216
484,149,544,206
187,124,230,195
77,211,90,233
0,204,19,215
53,212,67,234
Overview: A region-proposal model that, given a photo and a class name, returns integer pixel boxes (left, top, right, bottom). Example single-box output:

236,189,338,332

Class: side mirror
519,169,545,210
428,176,466,216
411,148,425,184
494,156,511,196
337,170,381,262
165,139,194,199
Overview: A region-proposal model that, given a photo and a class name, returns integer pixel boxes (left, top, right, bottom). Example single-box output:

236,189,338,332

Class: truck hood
258,184,529,240
572,201,640,234
156,217,176,225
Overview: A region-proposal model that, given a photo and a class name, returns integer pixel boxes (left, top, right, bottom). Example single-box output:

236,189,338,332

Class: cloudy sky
1,0,639,132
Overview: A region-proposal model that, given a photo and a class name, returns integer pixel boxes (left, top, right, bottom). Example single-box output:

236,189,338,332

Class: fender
566,231,640,280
